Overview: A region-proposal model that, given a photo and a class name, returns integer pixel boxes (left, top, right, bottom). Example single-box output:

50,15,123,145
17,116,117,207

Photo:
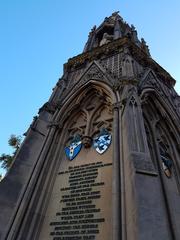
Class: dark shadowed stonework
0,12,180,240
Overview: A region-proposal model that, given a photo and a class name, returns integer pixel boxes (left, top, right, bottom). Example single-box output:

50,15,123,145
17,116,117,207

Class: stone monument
0,12,180,240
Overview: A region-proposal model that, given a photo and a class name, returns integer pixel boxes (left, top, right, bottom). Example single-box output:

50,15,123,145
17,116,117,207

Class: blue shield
65,138,82,161
93,129,112,154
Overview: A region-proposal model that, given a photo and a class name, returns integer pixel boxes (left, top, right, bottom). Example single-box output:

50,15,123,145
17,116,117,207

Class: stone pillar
150,122,180,240
121,86,155,240
2,120,58,240
121,86,175,240
112,103,121,240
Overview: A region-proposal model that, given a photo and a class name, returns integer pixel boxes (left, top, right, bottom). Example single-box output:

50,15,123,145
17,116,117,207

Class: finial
141,38,146,45
111,11,123,21
112,11,119,16
91,25,96,32
141,38,151,56
131,24,136,31
88,25,96,37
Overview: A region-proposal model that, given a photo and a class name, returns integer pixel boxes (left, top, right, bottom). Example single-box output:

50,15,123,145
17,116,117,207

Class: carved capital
48,121,62,130
112,102,122,111
82,136,92,148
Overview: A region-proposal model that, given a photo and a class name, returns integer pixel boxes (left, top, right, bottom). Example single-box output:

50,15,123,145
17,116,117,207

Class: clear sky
0,0,180,176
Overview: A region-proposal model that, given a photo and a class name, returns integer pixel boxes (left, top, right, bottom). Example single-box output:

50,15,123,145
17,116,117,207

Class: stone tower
0,12,180,240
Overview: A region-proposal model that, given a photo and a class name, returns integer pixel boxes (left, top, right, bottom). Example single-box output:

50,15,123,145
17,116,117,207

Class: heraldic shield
93,128,112,154
65,135,82,161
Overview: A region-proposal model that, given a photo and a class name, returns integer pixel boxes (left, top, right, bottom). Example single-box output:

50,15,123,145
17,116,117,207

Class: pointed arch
141,89,180,187
141,88,180,138
54,80,118,125
141,87,180,239
122,55,134,77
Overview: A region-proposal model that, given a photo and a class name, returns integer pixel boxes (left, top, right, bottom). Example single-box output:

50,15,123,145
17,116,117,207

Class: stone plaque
38,144,112,240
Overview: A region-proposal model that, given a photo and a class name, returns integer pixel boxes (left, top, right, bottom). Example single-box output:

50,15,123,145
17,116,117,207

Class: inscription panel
38,146,112,240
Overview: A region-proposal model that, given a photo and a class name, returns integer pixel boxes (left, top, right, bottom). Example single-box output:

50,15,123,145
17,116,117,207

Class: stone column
151,122,180,240
5,124,58,240
112,103,121,240
121,86,155,240
121,85,178,240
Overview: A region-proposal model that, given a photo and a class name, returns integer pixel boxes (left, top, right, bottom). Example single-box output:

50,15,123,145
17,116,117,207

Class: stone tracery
64,86,113,149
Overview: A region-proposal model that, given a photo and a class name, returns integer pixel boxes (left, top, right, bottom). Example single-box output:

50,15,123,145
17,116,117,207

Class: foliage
0,154,14,170
0,135,22,171
8,134,21,148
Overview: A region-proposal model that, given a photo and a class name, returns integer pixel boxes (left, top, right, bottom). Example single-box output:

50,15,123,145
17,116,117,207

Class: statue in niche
159,146,173,178
99,33,113,46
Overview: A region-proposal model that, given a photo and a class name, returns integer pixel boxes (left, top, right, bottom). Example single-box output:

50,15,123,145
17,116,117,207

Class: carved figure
99,33,113,46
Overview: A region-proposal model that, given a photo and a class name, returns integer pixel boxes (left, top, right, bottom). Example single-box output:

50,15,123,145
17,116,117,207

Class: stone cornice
64,37,128,71
64,37,175,88
128,43,176,87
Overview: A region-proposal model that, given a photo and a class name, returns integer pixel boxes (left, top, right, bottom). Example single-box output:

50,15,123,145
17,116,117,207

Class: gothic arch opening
142,91,180,180
38,82,115,240
59,83,114,140
141,90,180,238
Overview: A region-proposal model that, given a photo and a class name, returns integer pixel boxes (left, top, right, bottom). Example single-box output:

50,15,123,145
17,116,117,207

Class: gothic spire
83,12,150,57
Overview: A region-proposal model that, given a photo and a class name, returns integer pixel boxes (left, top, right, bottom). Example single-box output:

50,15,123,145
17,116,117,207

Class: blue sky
0,0,180,176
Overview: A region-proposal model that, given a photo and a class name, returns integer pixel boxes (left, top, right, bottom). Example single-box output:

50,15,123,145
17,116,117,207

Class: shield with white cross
93,128,112,154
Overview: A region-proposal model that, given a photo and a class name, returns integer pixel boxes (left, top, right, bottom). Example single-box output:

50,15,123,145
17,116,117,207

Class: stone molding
64,37,175,87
